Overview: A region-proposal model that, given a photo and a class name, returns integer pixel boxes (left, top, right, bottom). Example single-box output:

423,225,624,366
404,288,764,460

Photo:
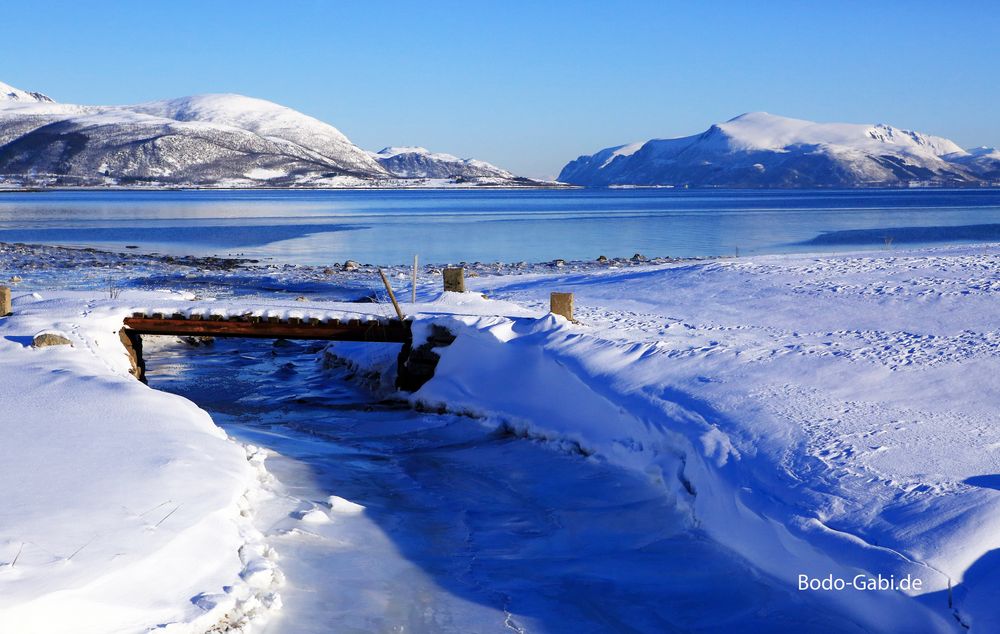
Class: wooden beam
123,316,411,343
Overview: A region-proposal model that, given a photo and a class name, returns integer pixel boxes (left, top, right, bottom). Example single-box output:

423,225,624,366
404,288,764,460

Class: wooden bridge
118,310,437,388
123,312,412,343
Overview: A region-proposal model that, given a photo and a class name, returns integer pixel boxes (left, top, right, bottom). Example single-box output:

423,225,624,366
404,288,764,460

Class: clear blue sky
4,0,998,178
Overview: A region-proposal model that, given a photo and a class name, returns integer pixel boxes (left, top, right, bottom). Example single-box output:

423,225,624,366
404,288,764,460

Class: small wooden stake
443,267,466,293
412,254,418,304
550,292,574,322
0,286,11,317
378,268,406,321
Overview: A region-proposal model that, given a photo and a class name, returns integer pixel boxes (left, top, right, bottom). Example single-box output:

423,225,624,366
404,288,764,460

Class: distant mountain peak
560,113,999,188
725,111,776,122
0,80,54,104
371,145,519,181
375,146,432,157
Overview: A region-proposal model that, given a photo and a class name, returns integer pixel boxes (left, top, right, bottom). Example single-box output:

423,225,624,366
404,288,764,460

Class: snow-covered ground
1,241,998,631
334,243,1000,631
0,293,281,633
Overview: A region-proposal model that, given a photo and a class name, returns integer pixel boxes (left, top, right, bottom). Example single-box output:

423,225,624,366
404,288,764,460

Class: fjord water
1,188,999,265
144,337,857,633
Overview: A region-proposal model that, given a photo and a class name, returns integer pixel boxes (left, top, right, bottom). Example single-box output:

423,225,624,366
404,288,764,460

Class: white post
412,254,418,304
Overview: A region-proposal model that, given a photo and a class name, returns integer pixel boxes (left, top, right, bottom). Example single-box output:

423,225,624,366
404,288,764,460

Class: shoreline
2,184,1000,193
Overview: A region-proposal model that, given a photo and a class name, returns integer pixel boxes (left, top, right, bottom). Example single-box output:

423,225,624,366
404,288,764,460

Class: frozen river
144,336,859,633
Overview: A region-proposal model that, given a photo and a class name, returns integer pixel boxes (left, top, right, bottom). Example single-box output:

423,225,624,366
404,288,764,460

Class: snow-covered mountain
0,81,539,188
0,81,54,104
371,146,525,182
560,112,1000,188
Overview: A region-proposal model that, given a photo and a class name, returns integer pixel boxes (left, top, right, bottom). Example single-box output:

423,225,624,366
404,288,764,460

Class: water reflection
1,189,998,264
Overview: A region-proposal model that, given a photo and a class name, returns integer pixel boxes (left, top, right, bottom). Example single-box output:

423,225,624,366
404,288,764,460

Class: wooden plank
0,286,10,317
123,316,412,343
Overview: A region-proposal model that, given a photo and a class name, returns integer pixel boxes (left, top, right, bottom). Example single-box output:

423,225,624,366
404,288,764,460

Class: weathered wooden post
443,267,466,293
0,286,11,317
550,292,574,322
377,268,405,321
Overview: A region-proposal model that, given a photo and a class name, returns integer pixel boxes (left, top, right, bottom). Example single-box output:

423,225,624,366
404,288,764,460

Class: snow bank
396,314,952,631
329,245,1000,630
0,291,280,633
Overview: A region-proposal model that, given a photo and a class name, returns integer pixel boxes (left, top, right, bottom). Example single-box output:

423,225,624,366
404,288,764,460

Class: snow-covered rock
560,112,1000,187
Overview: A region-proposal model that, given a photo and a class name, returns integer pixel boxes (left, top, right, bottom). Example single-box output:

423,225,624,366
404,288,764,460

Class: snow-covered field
1,241,998,632
0,293,281,633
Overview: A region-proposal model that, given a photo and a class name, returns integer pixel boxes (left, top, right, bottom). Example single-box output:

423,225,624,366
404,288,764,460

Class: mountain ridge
0,81,543,188
560,112,999,188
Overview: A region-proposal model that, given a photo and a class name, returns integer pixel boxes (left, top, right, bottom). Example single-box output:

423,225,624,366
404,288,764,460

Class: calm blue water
1,189,999,265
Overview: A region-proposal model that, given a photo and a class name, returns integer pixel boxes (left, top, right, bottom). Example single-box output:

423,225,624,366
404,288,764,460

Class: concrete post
550,292,574,322
0,286,11,316
443,267,466,293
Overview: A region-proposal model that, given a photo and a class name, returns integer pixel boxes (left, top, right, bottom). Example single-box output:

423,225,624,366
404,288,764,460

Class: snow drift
0,291,281,633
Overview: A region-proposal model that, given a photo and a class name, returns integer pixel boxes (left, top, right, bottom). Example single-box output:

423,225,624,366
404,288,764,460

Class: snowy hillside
372,146,513,180
370,146,549,186
561,112,1000,188
130,94,385,177
0,81,541,188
